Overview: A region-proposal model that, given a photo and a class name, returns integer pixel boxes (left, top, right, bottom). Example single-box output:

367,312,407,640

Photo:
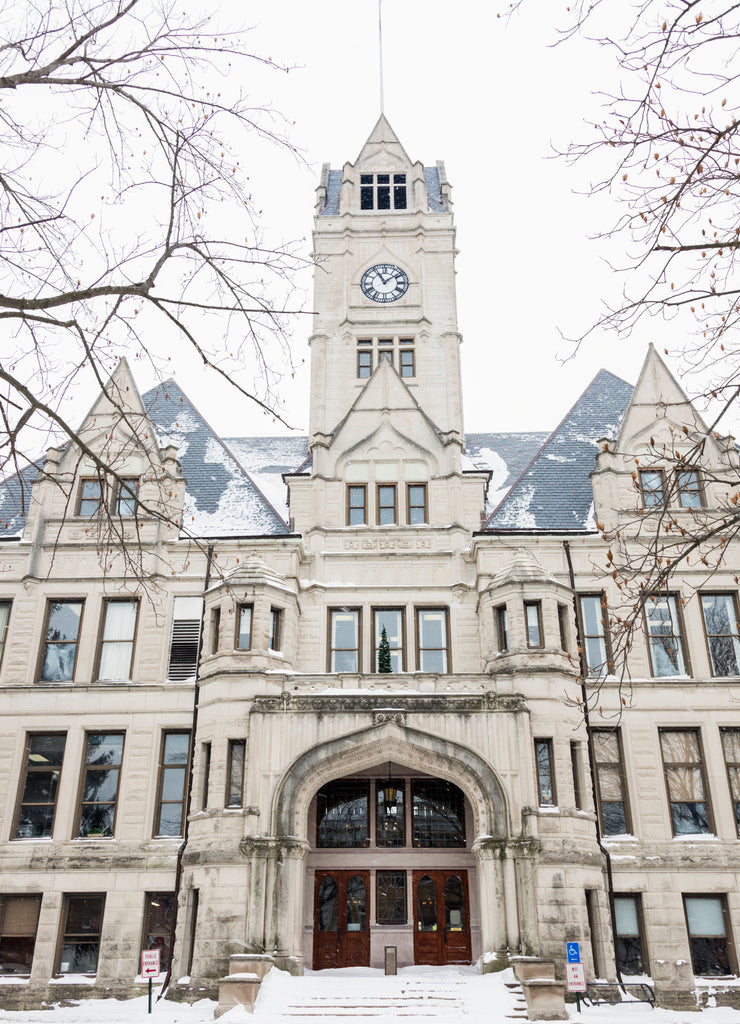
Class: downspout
563,540,623,986
159,543,215,998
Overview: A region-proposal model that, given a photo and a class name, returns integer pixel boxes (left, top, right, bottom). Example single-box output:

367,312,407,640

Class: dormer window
360,173,407,211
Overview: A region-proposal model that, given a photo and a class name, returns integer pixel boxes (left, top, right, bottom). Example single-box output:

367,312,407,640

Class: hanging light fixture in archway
381,761,399,816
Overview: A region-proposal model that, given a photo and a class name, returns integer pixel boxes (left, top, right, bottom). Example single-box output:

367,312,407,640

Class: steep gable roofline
321,357,452,450
352,114,413,168
143,379,291,536
617,342,711,446
482,368,634,531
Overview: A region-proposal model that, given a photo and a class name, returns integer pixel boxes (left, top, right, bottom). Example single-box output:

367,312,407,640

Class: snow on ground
1,967,739,1024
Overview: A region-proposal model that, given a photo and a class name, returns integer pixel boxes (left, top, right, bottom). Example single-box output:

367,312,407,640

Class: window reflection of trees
79,734,124,837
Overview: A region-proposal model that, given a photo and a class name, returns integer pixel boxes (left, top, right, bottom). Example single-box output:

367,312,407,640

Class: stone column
240,837,273,953
510,839,540,956
472,838,507,955
274,838,310,974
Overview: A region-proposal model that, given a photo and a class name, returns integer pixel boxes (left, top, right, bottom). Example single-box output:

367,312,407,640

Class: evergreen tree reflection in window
412,780,465,847
317,780,370,847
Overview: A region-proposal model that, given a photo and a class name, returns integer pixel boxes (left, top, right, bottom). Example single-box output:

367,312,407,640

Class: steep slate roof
0,464,37,539
0,370,634,540
143,380,291,537
485,370,635,531
466,432,550,514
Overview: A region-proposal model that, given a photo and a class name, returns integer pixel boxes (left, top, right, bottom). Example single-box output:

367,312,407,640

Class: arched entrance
271,721,512,970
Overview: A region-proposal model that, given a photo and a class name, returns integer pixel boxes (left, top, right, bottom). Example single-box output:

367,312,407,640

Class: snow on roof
465,432,549,514
144,381,290,537
485,369,634,531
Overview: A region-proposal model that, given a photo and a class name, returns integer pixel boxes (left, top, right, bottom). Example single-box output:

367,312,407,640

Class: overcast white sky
170,1,674,438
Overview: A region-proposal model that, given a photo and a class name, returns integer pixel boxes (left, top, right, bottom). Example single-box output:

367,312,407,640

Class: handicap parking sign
566,942,580,963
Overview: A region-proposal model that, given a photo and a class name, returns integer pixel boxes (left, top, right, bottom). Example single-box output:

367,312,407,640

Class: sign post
141,949,161,1014
565,943,586,1011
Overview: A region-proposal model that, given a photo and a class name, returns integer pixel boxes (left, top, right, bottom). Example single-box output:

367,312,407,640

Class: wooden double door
313,868,471,969
413,870,471,965
314,870,370,969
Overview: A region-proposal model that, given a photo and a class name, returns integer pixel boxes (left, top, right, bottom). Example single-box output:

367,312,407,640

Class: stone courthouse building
1,117,740,1011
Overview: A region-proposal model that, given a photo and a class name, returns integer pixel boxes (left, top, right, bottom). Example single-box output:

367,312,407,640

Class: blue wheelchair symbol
566,942,580,963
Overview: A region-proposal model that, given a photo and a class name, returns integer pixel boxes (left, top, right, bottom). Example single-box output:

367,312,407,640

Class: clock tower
308,115,464,443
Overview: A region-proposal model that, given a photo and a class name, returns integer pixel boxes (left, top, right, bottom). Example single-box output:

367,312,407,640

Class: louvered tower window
167,597,203,680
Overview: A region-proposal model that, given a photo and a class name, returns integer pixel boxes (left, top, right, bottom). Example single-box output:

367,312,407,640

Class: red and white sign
565,962,587,992
141,949,161,979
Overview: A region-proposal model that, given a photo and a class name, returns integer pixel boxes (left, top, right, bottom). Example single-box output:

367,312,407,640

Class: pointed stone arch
272,720,510,841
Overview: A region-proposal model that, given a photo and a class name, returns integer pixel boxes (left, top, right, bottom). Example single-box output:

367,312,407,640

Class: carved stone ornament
372,708,406,727
251,692,528,715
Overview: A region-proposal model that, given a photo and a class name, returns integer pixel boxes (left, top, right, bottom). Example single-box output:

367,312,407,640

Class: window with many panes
96,599,138,681
114,477,139,516
167,596,202,680
659,728,713,835
39,599,84,682
377,484,397,526
329,609,361,672
579,594,611,677
613,894,648,975
77,477,103,516
356,336,415,378
236,605,252,650
0,600,10,669
0,894,41,975
141,893,176,974
416,608,449,672
373,608,404,672
645,594,688,676
412,779,465,847
57,895,104,974
700,594,740,676
317,780,370,847
154,731,191,837
226,739,245,808
347,485,367,526
720,729,740,837
407,483,427,525
360,173,407,210
683,895,735,975
535,738,556,806
591,728,631,835
14,733,66,839
77,732,125,838
376,778,405,847
524,601,543,648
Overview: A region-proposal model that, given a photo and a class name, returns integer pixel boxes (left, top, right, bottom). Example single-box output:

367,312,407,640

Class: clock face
360,263,409,303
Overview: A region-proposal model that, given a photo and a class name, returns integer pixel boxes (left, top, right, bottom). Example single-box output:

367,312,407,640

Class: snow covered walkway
253,964,525,1022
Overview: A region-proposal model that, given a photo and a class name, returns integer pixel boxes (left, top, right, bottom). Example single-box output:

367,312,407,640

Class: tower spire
378,0,385,115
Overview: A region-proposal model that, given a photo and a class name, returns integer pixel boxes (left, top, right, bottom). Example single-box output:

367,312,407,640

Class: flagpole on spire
378,0,384,115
